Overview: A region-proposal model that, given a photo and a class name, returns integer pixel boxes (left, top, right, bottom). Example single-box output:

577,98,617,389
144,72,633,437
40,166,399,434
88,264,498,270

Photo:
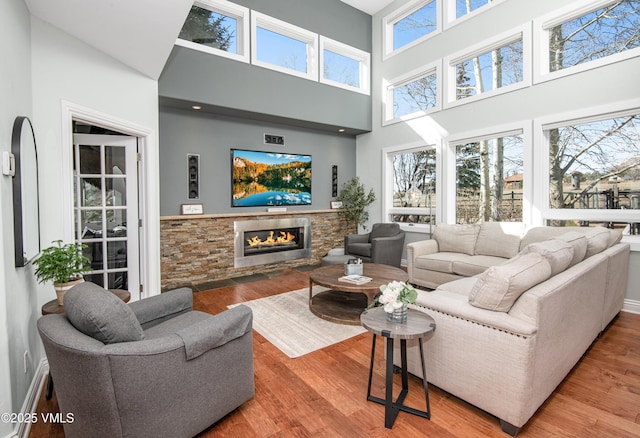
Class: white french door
72,134,140,300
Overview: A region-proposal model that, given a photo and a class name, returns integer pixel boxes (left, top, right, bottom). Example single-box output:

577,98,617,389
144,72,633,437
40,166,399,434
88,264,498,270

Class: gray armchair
345,223,406,267
37,282,254,438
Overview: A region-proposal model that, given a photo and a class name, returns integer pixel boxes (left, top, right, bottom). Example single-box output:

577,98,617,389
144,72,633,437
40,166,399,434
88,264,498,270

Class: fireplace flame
247,230,296,247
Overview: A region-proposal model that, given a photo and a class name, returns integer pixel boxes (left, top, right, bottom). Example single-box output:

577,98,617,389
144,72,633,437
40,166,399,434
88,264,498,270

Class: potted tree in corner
34,240,90,305
336,177,376,233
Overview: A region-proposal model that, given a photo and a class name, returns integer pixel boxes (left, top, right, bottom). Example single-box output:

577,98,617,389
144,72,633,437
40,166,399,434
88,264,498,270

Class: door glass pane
80,209,103,239
105,146,126,174
81,178,102,207
109,272,128,290
106,178,127,206
83,273,104,288
78,145,101,174
107,241,128,270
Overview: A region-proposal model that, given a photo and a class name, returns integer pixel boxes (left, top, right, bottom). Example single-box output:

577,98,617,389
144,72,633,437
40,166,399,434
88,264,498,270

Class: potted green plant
34,240,90,305
335,177,376,233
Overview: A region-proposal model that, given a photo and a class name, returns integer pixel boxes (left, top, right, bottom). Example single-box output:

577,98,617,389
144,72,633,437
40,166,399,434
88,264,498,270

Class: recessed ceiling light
338,128,345,132
192,105,201,110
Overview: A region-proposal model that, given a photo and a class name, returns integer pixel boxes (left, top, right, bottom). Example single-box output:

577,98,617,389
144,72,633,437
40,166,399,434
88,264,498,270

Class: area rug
229,288,366,358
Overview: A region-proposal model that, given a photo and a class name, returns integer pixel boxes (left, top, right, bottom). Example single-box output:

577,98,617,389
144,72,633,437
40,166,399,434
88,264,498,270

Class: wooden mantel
160,209,349,291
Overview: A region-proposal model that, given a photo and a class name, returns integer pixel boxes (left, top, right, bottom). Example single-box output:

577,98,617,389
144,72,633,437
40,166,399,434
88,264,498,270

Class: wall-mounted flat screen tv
231,149,312,207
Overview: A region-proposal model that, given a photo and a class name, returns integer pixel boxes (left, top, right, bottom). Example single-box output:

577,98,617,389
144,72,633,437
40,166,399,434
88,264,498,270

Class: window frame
383,62,442,126
533,0,640,84
319,36,370,95
383,0,442,61
442,0,507,29
533,99,640,249
444,24,531,108
250,11,318,81
175,0,250,63
382,142,441,234
445,122,532,224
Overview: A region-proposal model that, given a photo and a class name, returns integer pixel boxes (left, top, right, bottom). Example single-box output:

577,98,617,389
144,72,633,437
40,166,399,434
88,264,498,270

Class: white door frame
61,100,161,300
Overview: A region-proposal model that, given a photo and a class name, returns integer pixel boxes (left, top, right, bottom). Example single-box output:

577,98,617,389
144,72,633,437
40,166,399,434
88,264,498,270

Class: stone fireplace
160,210,349,291
234,217,311,268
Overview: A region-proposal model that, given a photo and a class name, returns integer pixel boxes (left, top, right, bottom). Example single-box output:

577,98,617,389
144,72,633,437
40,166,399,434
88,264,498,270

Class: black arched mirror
12,116,41,267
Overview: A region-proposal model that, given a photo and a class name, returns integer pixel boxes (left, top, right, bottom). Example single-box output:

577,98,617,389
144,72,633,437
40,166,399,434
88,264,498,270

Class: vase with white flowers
373,281,418,323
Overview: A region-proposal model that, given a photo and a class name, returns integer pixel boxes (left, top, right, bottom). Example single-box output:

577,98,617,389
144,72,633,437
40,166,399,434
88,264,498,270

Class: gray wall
159,107,356,216
159,0,372,133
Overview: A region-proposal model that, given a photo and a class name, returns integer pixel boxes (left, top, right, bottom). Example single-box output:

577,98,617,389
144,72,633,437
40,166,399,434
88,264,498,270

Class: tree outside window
393,0,438,51
391,71,438,119
390,149,436,225
455,134,523,223
549,0,640,72
456,39,523,100
547,113,640,231
179,5,236,53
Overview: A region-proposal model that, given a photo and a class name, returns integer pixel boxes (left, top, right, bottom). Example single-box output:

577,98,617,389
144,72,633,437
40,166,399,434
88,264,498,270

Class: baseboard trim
13,359,49,438
623,298,640,314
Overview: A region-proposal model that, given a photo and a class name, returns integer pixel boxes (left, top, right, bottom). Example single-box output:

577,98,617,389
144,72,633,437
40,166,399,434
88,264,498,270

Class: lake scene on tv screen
232,149,312,207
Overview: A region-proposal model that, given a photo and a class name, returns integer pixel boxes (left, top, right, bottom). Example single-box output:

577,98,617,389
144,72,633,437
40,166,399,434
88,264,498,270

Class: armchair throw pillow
64,282,145,344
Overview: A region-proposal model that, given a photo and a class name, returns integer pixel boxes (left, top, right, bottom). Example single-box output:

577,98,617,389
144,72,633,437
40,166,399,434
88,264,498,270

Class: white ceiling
23,0,390,80
24,0,194,80
340,0,394,15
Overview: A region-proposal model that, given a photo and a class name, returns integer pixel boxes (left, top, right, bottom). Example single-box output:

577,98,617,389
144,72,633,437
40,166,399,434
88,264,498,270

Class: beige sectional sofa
400,222,630,435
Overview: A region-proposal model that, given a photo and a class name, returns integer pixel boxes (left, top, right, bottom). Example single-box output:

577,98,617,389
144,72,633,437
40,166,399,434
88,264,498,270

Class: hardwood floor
30,268,640,437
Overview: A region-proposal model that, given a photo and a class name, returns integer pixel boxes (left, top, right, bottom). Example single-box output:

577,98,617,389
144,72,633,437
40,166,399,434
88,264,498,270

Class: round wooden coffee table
308,263,408,325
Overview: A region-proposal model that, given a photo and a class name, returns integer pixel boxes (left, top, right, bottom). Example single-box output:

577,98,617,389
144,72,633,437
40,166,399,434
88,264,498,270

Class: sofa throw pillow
64,282,145,344
521,239,574,276
468,252,552,312
433,223,479,255
474,221,526,259
553,232,587,267
584,227,611,258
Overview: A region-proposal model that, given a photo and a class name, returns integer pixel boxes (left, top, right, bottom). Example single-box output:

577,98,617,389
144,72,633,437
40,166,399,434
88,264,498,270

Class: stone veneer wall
160,210,350,291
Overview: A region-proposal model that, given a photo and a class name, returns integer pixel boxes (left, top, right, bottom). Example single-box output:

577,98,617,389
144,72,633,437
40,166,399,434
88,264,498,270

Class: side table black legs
366,333,431,428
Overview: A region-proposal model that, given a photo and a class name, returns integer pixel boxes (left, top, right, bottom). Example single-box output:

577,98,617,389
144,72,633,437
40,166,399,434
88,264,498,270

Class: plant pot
54,277,84,306
385,304,408,323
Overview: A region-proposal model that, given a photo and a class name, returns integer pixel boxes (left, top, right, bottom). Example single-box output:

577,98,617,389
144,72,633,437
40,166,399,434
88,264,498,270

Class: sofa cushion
468,252,552,312
553,232,588,266
585,227,612,258
475,222,525,258
415,252,471,274
64,282,145,344
452,255,508,277
521,239,574,276
433,223,479,255
435,276,479,297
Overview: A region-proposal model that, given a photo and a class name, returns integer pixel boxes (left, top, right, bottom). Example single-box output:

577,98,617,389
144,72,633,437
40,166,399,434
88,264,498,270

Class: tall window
320,37,370,94
385,146,437,230
543,111,640,233
454,133,524,224
384,0,440,57
176,0,249,62
251,12,318,80
385,64,440,123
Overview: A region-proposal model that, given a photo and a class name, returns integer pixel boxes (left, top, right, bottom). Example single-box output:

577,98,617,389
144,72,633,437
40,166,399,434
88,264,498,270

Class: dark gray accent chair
344,223,406,267
37,282,254,438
